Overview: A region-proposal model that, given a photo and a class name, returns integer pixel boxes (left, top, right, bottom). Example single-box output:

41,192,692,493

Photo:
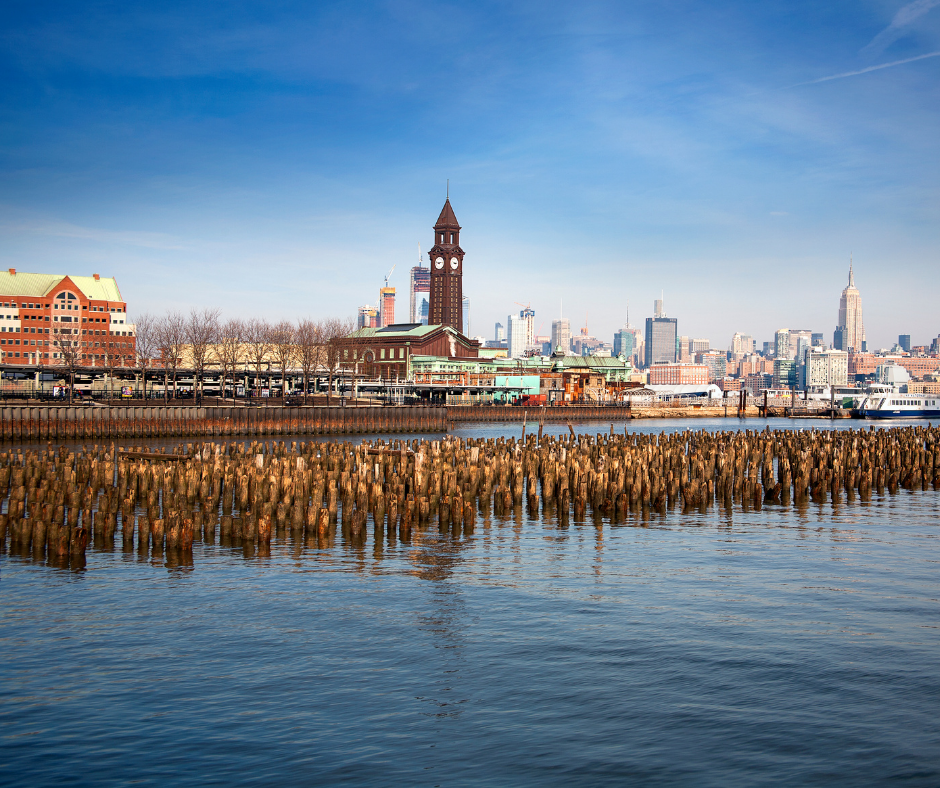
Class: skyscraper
408,255,430,324
552,319,571,354
613,328,633,359
508,314,527,358
834,262,865,352
899,334,911,353
379,287,395,327
519,307,535,347
495,322,505,343
645,317,677,367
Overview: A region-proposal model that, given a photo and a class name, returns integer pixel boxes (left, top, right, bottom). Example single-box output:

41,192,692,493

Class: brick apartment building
649,363,709,386
0,270,135,367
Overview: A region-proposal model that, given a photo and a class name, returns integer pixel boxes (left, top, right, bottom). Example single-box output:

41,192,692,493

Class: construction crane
384,265,396,288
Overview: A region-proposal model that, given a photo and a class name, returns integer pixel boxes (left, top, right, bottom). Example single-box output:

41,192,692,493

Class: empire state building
835,262,865,353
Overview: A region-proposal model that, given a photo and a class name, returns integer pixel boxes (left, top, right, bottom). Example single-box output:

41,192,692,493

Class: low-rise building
0,269,134,367
649,363,709,386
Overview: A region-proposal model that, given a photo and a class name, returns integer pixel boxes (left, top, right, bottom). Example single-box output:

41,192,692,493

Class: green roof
349,323,456,340
0,272,123,302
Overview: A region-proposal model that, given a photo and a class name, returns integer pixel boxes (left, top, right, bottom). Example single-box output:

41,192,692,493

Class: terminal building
0,269,134,368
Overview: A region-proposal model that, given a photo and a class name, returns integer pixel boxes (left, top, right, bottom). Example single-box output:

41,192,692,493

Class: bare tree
133,313,158,399
269,320,295,400
322,316,355,405
243,318,273,397
156,311,186,403
186,307,221,402
295,318,323,404
51,323,82,403
213,318,245,402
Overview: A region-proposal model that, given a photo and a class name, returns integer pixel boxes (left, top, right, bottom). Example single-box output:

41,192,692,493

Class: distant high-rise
613,328,634,360
379,287,395,327
645,316,677,367
357,305,379,329
811,332,824,347
408,258,430,324
508,314,527,358
654,297,664,319
691,338,710,354
520,307,535,347
730,333,754,356
495,322,505,342
899,334,911,353
552,319,572,355
834,262,865,352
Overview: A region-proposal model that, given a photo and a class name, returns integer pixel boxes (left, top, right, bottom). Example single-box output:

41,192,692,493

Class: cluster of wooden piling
1,424,938,566
0,405,446,442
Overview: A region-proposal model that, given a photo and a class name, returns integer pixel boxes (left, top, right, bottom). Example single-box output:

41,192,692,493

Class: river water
2,418,939,786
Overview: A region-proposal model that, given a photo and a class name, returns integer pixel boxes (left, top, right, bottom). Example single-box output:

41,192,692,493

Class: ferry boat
856,386,940,419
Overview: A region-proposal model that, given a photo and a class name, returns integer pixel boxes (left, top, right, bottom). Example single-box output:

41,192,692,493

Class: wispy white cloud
863,0,940,55
791,50,940,86
0,219,190,251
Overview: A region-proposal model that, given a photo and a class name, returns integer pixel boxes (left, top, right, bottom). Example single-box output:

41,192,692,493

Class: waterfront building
806,349,849,388
340,323,480,381
649,363,709,386
552,319,572,355
428,198,464,331
0,269,134,367
745,373,774,396
644,316,678,367
379,287,395,328
834,262,865,352
408,264,430,324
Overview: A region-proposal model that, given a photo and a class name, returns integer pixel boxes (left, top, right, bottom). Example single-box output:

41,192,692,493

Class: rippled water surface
2,419,940,786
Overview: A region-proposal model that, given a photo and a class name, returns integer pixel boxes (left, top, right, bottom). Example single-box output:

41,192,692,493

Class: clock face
435,257,445,269
450,257,459,270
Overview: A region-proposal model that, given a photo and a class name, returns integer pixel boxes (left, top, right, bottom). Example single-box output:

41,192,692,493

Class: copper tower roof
434,198,460,230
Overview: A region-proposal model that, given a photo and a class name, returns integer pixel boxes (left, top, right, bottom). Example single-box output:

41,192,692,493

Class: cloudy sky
1,0,938,351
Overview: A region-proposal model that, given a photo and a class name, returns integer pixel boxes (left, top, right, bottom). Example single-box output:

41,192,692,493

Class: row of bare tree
133,310,356,403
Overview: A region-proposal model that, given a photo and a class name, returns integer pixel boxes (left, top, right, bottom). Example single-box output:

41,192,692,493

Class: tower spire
848,254,854,287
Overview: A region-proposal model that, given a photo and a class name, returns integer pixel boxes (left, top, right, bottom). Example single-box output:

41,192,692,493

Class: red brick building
0,269,135,367
339,323,480,380
649,363,709,385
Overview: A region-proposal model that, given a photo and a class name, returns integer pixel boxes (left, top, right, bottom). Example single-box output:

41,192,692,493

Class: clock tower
428,198,464,332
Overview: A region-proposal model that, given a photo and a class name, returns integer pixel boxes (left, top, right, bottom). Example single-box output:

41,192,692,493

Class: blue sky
1,0,938,351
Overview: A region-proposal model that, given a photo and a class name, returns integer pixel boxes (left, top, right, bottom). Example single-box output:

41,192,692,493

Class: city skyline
1,1,937,348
